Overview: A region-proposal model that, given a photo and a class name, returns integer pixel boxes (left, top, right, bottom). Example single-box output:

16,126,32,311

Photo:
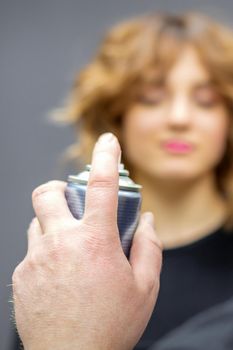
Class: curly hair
53,11,233,229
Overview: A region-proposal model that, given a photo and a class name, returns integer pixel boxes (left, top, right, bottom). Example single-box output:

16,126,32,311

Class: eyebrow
192,79,216,89
140,77,218,92
140,70,165,85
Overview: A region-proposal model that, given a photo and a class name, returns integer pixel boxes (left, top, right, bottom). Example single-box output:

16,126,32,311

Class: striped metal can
65,164,142,257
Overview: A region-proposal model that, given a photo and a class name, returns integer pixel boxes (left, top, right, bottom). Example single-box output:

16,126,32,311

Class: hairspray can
65,164,142,257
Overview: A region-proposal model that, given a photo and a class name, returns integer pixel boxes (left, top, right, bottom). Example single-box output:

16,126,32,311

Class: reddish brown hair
53,12,233,228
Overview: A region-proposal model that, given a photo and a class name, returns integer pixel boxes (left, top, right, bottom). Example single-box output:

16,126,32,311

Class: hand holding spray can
65,163,142,257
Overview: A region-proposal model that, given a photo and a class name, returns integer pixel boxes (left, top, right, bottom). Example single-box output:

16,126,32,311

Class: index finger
83,133,121,233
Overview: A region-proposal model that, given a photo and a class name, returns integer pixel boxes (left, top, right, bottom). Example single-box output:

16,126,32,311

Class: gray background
1,1,233,348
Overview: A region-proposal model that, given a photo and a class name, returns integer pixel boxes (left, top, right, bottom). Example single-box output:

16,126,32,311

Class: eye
137,86,166,106
194,87,221,108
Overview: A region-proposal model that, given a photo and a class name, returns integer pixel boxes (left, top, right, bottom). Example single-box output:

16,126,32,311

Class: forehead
167,46,210,84
141,45,211,87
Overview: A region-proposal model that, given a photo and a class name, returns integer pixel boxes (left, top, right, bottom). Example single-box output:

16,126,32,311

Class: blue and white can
65,164,142,257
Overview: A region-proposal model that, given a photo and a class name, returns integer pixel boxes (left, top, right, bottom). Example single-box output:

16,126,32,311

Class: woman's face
122,46,230,181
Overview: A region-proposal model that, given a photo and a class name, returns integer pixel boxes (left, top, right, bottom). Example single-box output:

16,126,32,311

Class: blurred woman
13,11,233,350
56,11,233,349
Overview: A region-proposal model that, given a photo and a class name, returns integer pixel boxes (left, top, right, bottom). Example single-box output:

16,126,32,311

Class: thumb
130,212,163,293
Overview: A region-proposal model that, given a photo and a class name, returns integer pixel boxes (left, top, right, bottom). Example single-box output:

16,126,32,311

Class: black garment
11,333,21,350
135,225,233,349
150,297,233,350
12,225,233,350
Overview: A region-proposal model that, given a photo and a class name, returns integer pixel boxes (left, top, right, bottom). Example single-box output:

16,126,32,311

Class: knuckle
30,216,38,226
32,183,51,201
44,234,74,262
27,217,38,233
12,261,25,284
138,222,163,251
149,236,163,254
47,220,79,236
32,181,65,201
88,175,116,190
142,271,159,296
142,280,160,305
26,250,43,266
48,238,65,258
146,227,163,251
23,242,64,270
25,243,62,269
146,275,157,294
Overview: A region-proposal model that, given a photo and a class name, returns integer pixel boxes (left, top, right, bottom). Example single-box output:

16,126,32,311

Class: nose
166,95,192,128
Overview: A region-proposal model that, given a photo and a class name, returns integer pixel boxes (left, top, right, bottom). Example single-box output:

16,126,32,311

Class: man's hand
12,133,162,350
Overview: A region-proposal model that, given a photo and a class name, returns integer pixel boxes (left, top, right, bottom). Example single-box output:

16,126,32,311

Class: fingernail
98,132,115,144
143,212,155,229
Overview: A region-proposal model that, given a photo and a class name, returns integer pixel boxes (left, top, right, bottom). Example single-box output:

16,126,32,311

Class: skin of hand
12,133,162,350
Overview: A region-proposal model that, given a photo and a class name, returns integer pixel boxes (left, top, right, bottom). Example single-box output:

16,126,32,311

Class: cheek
122,106,164,141
124,115,156,136
122,109,161,160
201,115,229,164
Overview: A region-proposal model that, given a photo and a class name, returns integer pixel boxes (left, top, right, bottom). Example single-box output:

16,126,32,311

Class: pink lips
163,141,193,154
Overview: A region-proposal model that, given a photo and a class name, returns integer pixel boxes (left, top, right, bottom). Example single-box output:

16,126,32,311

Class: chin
147,165,201,182
161,172,198,181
